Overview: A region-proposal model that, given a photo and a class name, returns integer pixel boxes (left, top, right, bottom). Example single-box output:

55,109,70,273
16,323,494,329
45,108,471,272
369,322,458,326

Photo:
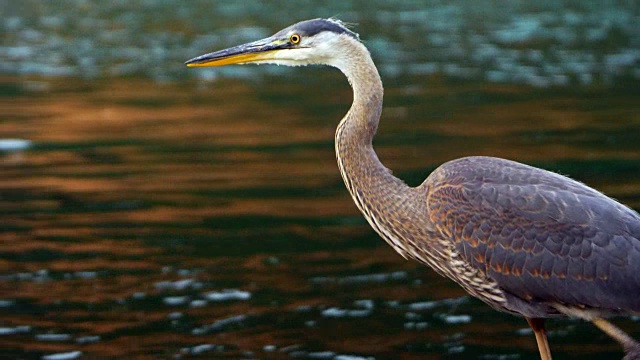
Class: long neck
334,41,423,257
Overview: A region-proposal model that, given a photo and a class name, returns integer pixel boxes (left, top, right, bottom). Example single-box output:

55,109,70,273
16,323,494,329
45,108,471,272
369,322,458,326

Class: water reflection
2,76,639,358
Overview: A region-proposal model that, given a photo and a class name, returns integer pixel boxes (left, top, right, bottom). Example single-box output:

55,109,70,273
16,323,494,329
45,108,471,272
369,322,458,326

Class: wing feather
426,156,640,313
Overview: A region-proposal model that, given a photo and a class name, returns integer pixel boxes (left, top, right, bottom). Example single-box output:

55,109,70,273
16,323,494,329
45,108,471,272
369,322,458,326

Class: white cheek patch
261,48,322,67
250,32,355,69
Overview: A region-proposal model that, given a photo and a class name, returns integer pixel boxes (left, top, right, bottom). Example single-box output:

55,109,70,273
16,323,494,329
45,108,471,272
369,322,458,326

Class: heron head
185,18,360,69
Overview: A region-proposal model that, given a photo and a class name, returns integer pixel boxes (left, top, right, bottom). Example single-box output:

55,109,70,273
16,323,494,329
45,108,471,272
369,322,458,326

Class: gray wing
426,156,640,313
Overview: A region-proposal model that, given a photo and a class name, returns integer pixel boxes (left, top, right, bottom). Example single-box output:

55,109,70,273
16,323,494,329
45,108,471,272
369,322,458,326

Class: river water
2,1,640,359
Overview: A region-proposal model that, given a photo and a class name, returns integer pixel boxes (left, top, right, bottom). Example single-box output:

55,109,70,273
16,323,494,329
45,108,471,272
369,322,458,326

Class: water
2,1,640,359
2,1,639,86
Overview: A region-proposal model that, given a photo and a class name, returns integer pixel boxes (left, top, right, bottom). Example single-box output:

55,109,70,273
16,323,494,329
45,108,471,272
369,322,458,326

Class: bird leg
592,318,640,359
526,317,552,360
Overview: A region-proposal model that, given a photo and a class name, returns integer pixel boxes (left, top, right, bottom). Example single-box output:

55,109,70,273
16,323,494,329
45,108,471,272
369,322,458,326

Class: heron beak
185,37,288,67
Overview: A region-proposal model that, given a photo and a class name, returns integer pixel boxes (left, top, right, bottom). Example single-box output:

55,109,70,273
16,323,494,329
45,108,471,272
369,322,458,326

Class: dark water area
3,76,640,359
2,1,640,360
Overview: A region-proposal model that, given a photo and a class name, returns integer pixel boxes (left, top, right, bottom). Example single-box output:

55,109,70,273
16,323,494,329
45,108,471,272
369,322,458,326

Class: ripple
0,139,32,152
41,351,82,360
204,289,251,301
131,292,146,300
440,314,472,324
0,300,15,308
307,351,336,359
447,344,465,354
407,301,438,311
310,271,407,285
75,335,100,344
353,299,374,310
289,351,374,360
192,314,248,335
2,269,51,282
70,271,98,279
408,296,468,311
163,296,189,306
404,321,429,330
479,354,521,360
334,356,375,360
0,325,31,335
189,299,207,307
516,328,533,336
185,344,219,355
154,278,202,291
35,333,72,342
321,307,371,318
168,312,183,320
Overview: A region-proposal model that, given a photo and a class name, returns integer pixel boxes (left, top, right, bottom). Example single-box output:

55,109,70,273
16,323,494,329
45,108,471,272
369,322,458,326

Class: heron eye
289,34,301,44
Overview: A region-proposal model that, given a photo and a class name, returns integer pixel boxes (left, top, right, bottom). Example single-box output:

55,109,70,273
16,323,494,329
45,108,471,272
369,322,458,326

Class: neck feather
333,40,384,144
333,38,422,258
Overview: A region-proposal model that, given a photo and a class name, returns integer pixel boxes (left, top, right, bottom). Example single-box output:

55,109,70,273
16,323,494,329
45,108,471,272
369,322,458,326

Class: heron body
187,18,640,359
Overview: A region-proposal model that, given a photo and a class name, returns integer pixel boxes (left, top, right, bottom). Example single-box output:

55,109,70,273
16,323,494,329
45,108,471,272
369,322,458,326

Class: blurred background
1,1,639,359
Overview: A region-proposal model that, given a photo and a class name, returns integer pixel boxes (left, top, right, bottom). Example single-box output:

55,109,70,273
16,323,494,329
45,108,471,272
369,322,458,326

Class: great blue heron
186,18,640,359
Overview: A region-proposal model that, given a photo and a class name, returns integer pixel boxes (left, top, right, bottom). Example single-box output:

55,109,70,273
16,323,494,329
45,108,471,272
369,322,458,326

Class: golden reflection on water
1,76,640,358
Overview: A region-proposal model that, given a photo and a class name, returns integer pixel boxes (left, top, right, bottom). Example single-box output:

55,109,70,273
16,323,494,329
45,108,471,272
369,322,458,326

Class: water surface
2,1,640,359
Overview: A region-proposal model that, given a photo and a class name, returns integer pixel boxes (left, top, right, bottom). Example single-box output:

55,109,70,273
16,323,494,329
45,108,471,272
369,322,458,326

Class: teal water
3,1,639,86
2,2,640,359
